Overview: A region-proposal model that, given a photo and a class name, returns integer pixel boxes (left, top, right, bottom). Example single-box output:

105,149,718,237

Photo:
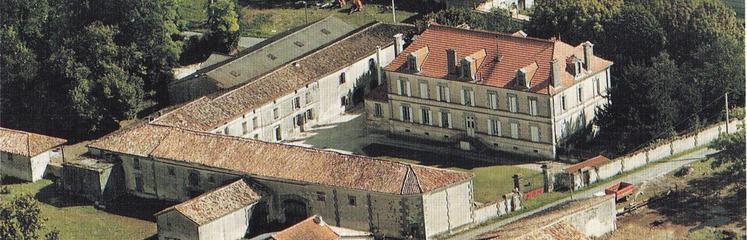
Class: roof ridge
408,165,423,194
155,179,254,220
150,96,211,123
429,23,555,43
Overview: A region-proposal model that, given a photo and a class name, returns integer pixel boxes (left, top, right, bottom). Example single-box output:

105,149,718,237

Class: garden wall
556,119,742,190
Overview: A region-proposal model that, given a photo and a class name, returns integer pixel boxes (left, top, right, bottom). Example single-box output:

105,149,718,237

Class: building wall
210,45,397,143
422,181,474,239
0,151,32,181
30,151,51,182
157,210,200,240
95,149,455,239
372,71,556,157
197,204,255,240
563,196,616,238
552,68,611,144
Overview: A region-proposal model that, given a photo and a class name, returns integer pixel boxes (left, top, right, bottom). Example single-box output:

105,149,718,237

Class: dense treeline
527,0,744,154
0,0,239,140
417,8,524,33
0,0,182,139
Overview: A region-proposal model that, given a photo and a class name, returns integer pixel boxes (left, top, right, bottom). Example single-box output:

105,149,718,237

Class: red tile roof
0,128,66,157
88,123,472,195
564,155,611,173
385,25,612,94
271,216,339,240
156,179,262,225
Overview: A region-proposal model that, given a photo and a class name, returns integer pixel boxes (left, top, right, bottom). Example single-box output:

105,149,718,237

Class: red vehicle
605,182,635,202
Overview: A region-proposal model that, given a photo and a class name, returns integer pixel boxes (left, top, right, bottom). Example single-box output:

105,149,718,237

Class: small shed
0,127,66,182
155,179,263,240
557,155,611,190
61,156,125,206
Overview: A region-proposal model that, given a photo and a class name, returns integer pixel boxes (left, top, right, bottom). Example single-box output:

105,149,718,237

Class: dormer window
516,69,529,89
567,56,584,77
407,54,418,71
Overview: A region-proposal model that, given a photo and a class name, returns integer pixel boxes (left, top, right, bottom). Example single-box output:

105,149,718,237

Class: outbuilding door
282,199,308,225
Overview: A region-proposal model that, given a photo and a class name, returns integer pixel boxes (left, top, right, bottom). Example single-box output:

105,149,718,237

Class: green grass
1,180,158,240
362,144,543,204
181,0,418,38
723,0,744,19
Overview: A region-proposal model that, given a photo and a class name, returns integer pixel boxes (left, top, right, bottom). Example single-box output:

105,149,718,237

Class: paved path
445,147,718,240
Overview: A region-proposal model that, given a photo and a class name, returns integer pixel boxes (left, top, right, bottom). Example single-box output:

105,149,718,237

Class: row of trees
527,0,744,154
0,0,240,140
425,0,744,155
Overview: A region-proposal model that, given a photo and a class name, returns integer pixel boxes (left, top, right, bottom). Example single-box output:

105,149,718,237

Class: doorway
282,199,308,225
465,116,476,137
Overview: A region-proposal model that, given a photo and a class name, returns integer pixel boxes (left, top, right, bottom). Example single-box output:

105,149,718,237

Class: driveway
444,147,718,240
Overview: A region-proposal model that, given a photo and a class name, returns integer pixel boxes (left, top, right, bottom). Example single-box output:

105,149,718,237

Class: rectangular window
489,119,501,136
306,91,313,104
561,95,567,111
437,85,449,102
508,94,518,113
133,158,141,170
488,91,498,110
223,127,230,135
135,176,144,192
529,98,538,116
374,103,383,117
188,171,199,186
593,78,600,97
440,112,451,128
274,126,282,141
306,109,314,120
530,126,540,142
398,79,411,96
419,82,429,99
168,167,175,176
316,192,326,201
421,108,431,125
252,117,258,130
401,105,412,122
461,89,474,106
348,196,357,206
510,122,519,139
242,122,249,134
293,97,301,109
577,87,583,102
273,108,279,119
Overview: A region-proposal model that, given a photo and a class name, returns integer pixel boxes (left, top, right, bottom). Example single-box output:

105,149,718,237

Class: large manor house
0,17,613,240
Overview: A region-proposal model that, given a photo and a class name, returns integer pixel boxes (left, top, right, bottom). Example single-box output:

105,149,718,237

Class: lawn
0,179,164,240
181,0,419,38
362,144,544,204
723,0,744,19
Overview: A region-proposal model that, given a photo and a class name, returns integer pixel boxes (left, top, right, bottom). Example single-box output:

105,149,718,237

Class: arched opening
282,199,308,225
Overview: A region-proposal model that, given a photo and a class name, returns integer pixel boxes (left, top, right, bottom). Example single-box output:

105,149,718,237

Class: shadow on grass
104,195,177,222
647,169,745,232
362,143,540,170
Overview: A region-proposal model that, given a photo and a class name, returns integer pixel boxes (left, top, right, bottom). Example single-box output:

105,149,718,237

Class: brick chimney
446,49,458,75
582,41,594,70
393,33,404,56
551,58,562,87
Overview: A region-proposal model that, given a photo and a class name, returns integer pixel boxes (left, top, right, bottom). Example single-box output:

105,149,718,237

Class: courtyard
287,110,553,204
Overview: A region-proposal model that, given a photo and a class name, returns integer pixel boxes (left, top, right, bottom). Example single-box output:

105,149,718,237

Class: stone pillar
542,164,554,193
512,174,521,192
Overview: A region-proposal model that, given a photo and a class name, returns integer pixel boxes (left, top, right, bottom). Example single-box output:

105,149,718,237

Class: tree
595,54,682,154
0,26,47,132
50,22,146,136
418,8,522,33
709,125,746,184
0,195,58,240
525,0,623,45
596,3,667,66
207,0,240,54
0,0,50,48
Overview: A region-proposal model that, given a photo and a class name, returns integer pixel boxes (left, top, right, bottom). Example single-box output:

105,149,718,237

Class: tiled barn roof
0,128,66,157
89,123,472,195
271,216,339,240
564,155,611,173
156,179,262,225
153,23,417,131
385,24,612,94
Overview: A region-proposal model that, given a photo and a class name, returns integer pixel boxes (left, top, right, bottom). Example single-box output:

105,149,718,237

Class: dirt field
604,158,745,240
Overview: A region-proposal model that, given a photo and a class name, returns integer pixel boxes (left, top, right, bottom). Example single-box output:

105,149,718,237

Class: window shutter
428,110,433,125
445,88,451,103
487,119,494,135
460,89,466,105
400,106,405,121
496,120,502,136
437,112,443,127
397,80,403,95
436,86,442,101
420,83,428,99
447,113,453,129
405,81,411,96
470,90,475,106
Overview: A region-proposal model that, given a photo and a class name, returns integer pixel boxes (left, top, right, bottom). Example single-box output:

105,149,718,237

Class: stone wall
563,196,616,237
0,152,32,181
157,210,200,240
